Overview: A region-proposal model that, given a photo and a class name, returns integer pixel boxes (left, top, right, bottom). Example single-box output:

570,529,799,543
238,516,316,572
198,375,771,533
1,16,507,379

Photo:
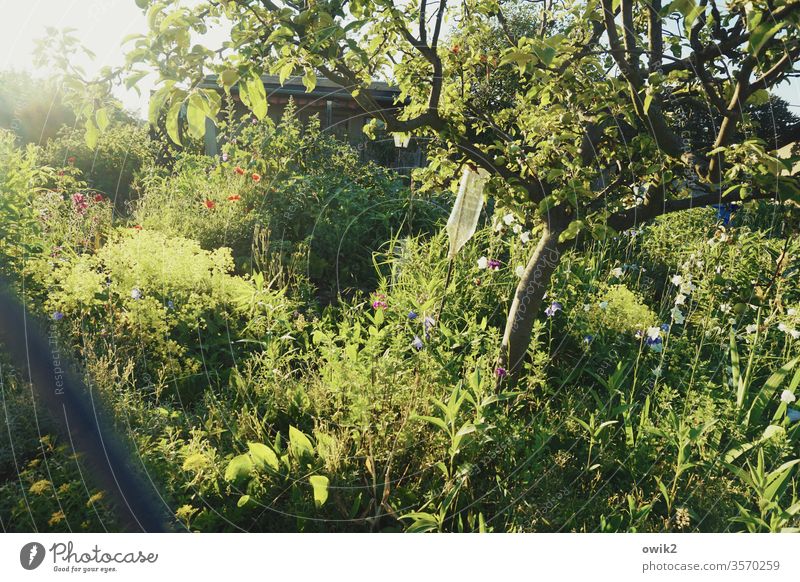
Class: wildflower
408,311,418,320
720,303,731,314
227,194,241,202
598,301,609,310
583,304,591,312
674,507,691,530
646,335,663,352
610,267,624,278
204,199,216,210
679,281,696,295
711,203,740,226
646,326,661,341
477,256,488,269
660,323,670,332
515,265,525,278
487,258,501,270
451,44,460,55
221,153,228,162
788,408,800,423
778,323,789,333
788,308,797,316
67,156,76,165
94,193,104,203
781,390,796,404
372,295,387,310
512,223,523,234
131,288,142,300
544,301,562,318
411,335,424,351
583,335,594,345
674,294,686,305
520,231,531,244
652,365,663,378
670,306,685,324
132,224,143,231
52,311,64,321
251,173,261,182
670,274,683,286
423,315,435,339
745,323,757,334
72,193,89,213
495,367,507,378
502,212,515,225
234,166,245,175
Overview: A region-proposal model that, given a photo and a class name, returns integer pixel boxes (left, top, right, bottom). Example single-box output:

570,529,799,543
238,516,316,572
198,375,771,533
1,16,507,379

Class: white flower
679,281,696,295
520,231,531,244
745,324,757,334
477,256,488,269
503,213,515,225
611,267,624,278
788,308,797,316
583,303,591,312
781,390,797,404
598,301,609,310
670,306,685,324
675,294,686,305
671,274,683,286
512,223,523,234
646,326,661,341
652,366,663,378
779,323,789,333
515,265,525,278
791,329,800,340
720,303,731,314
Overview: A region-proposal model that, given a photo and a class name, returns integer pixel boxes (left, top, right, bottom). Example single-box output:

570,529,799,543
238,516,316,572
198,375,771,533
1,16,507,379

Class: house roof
201,74,400,104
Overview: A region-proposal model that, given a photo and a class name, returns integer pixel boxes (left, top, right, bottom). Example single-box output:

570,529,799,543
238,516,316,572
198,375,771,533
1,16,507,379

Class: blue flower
52,311,64,321
788,407,800,423
646,335,663,352
411,335,424,351
544,301,563,318
408,310,418,320
660,323,670,332
167,300,175,310
711,203,740,226
423,315,436,339
583,334,594,345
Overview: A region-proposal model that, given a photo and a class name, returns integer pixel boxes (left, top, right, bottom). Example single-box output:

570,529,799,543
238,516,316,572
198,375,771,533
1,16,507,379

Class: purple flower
583,334,594,344
423,315,436,340
635,329,644,339
544,301,563,318
487,258,501,270
660,323,670,332
131,288,142,300
408,310,418,320
52,311,64,321
495,367,507,378
411,335,424,350
372,300,387,310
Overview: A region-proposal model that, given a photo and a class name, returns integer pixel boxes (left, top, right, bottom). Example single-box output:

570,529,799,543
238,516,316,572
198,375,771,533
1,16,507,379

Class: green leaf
288,426,314,458
186,94,207,140
302,68,317,93
559,219,584,242
237,494,251,508
309,475,329,508
84,118,98,150
95,108,110,131
245,72,267,120
643,93,654,115
247,442,279,472
166,99,183,146
747,357,799,426
219,69,239,92
224,454,253,483
412,414,448,432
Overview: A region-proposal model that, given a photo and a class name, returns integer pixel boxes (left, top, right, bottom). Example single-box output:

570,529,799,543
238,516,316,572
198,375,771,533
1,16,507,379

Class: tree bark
498,219,569,382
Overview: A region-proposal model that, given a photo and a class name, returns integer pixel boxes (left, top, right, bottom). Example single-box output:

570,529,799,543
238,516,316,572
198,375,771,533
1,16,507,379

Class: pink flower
72,193,89,214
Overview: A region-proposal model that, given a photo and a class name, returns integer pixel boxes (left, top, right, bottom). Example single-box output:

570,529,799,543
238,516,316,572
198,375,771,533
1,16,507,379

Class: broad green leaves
309,475,329,507
239,71,268,120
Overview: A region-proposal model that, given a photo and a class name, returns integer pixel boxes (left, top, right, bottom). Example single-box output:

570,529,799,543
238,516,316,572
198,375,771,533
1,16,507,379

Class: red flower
227,194,241,202
72,193,89,214
204,199,216,210
94,194,104,203
234,166,245,175
251,173,261,183
132,224,142,231
452,44,460,54
67,156,76,165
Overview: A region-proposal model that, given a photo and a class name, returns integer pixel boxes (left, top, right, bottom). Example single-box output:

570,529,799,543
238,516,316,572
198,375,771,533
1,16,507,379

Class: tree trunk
499,221,568,382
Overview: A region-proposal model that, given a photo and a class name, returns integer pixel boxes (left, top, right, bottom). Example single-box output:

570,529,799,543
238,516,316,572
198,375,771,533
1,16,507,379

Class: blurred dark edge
0,276,173,532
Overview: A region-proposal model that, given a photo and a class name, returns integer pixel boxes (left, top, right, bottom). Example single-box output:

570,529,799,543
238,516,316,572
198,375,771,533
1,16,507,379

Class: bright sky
1,0,798,119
